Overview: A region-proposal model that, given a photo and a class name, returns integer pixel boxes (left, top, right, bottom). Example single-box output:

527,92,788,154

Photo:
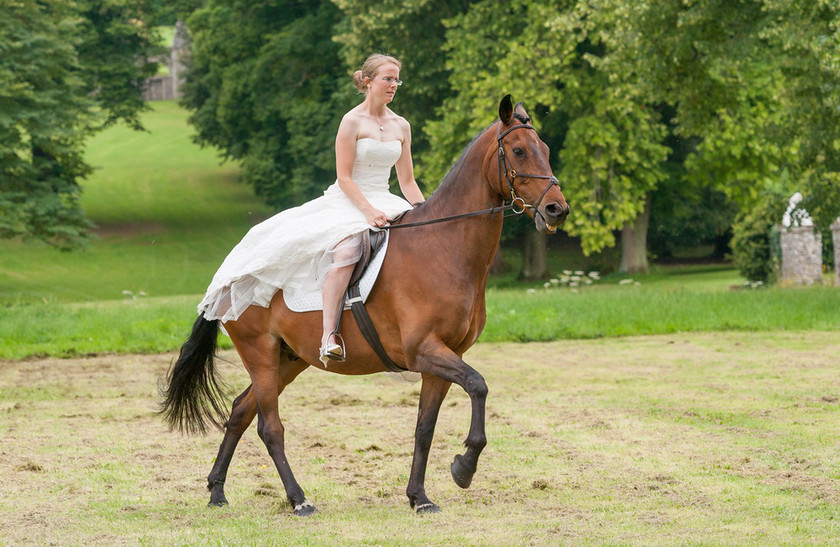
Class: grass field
0,101,272,304
3,277,840,359
2,101,839,545
1,102,839,359
2,333,838,544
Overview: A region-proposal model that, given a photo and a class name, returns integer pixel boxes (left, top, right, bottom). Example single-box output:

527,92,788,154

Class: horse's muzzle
536,201,570,233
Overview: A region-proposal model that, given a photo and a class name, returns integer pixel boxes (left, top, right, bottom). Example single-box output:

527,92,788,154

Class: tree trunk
619,195,651,274
490,243,509,275
519,230,550,280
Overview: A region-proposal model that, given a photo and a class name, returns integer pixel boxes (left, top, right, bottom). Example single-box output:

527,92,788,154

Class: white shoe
319,342,344,365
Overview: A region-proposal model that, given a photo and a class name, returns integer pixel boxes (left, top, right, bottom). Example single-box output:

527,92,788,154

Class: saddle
328,229,407,373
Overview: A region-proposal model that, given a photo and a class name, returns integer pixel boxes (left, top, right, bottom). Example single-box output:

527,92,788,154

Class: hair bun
352,70,366,93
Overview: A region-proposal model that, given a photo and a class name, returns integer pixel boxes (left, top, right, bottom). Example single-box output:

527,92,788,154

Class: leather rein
383,121,561,230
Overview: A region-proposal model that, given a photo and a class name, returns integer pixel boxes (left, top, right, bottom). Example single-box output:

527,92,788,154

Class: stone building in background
142,20,189,101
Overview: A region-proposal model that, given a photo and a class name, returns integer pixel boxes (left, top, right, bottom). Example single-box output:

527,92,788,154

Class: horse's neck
409,131,503,281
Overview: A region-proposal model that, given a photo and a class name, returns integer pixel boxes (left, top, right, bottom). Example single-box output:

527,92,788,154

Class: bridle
496,120,562,218
384,120,562,230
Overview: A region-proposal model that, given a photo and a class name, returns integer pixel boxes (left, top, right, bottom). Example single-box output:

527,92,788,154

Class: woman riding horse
160,92,569,516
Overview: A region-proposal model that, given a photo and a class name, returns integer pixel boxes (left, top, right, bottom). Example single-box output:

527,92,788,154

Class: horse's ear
499,94,513,125
513,101,532,124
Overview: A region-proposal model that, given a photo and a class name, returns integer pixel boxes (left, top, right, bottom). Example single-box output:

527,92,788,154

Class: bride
197,54,425,364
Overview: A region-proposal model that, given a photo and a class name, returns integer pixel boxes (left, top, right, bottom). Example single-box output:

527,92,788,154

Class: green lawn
0,101,273,304
1,102,838,360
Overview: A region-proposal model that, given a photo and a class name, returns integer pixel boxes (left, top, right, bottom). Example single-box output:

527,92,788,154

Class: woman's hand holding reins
363,206,389,228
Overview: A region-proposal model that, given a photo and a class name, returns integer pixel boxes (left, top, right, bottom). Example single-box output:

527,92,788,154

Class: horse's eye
513,147,526,158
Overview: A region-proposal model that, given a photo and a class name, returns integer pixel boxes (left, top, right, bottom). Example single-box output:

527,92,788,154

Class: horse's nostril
545,202,568,219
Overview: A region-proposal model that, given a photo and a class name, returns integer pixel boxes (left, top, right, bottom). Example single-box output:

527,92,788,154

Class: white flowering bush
526,270,641,294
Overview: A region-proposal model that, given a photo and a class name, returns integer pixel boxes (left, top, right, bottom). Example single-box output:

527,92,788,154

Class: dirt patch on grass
1,332,839,544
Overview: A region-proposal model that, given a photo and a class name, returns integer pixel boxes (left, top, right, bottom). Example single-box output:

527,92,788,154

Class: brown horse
159,95,569,515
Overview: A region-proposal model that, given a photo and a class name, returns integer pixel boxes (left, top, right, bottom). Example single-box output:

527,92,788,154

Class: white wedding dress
198,138,412,323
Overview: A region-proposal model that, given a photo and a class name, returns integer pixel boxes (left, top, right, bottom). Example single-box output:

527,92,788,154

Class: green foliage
729,197,785,283
649,184,736,259
0,101,272,305
147,0,203,25
424,0,669,255
763,0,840,228
636,0,840,225
0,0,160,249
0,0,95,249
181,0,352,209
177,0,840,260
75,0,161,130
333,0,470,176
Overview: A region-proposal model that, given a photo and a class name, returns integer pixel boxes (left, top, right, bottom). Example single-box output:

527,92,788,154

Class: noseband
496,121,562,216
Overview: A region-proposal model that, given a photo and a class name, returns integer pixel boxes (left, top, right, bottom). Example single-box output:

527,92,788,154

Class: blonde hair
352,54,402,93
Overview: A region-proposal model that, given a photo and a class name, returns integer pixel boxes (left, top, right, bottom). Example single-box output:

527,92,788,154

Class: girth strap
347,284,407,373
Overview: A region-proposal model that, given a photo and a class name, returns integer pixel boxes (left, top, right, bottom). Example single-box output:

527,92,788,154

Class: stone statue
782,192,814,228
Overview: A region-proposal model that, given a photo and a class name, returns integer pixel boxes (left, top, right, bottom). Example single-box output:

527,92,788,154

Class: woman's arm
394,118,425,205
335,114,389,227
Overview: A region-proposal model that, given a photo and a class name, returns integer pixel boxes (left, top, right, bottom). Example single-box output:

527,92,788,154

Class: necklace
373,112,386,132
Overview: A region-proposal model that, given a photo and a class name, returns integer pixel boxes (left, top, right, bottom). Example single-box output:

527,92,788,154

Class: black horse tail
158,314,229,435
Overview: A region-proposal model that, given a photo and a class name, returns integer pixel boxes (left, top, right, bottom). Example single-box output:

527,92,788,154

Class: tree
332,0,471,178
0,0,94,248
767,0,840,228
0,0,160,249
181,0,352,209
423,0,669,274
633,0,840,274
333,1,560,278
75,0,161,130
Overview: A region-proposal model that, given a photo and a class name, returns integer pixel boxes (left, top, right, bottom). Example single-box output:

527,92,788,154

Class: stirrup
319,332,346,365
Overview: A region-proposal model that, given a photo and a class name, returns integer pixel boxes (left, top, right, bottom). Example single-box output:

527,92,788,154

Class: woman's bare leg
320,236,362,353
321,263,354,349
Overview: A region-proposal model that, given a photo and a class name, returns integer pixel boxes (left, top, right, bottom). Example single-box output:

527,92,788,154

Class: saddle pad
283,231,389,312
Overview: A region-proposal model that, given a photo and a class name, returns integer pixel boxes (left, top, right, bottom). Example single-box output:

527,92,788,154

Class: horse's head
493,95,569,234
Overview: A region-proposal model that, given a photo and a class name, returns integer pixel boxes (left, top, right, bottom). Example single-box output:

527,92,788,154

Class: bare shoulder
392,112,411,131
337,109,362,139
392,112,412,143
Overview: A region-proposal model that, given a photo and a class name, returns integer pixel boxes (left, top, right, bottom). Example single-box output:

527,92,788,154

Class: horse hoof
294,500,318,517
450,455,474,489
207,499,228,508
415,502,441,515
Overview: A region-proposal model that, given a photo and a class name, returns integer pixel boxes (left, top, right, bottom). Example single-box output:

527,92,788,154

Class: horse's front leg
413,343,488,494
406,374,451,513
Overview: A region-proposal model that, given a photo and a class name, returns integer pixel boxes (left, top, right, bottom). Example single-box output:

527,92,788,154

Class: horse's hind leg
206,352,308,509
237,336,316,516
206,385,256,506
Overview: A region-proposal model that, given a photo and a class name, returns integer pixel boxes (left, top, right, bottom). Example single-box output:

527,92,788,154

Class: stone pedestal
832,220,840,286
780,225,823,285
